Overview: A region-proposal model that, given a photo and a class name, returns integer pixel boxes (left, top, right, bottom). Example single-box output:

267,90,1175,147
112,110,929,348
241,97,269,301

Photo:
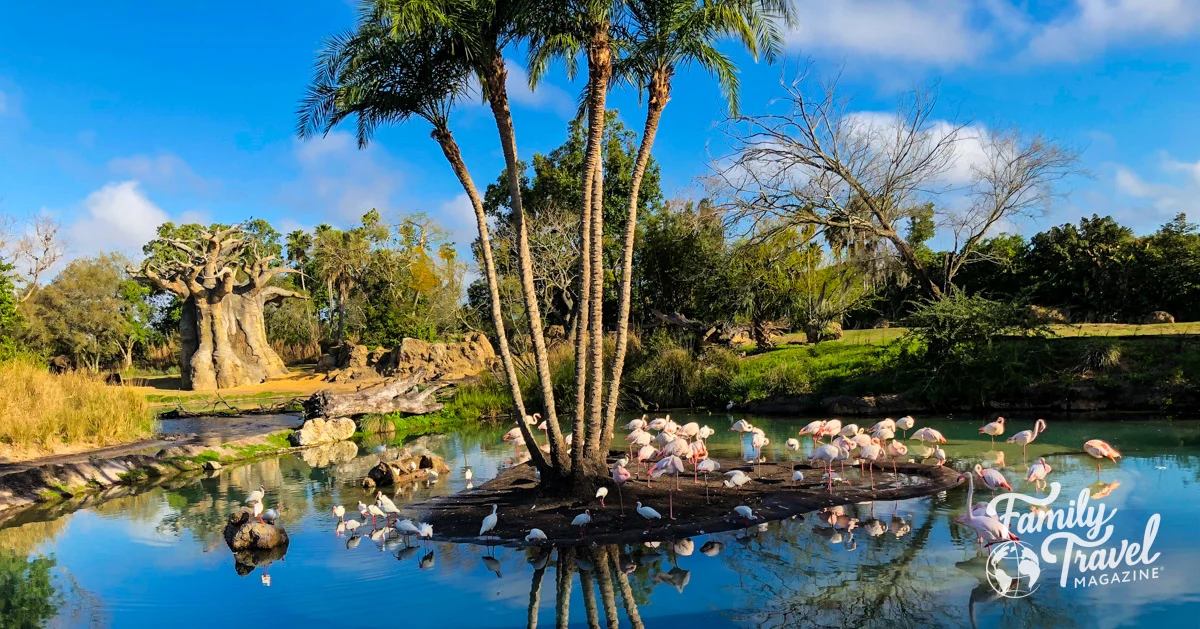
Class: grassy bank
0,359,153,450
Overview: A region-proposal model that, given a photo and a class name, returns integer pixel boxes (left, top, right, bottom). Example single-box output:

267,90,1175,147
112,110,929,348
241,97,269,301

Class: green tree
1026,214,1137,321
0,551,59,628
636,198,729,321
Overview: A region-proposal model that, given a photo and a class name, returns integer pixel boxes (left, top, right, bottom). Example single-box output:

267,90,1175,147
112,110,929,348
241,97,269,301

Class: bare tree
0,215,64,301
710,69,1079,298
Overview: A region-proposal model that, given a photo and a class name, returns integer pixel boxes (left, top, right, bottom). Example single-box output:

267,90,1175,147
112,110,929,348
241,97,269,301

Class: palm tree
527,0,626,480
297,10,553,470
285,230,313,292
598,0,796,460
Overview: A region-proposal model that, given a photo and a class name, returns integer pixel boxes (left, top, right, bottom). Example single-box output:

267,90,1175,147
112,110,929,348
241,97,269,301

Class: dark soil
413,454,961,547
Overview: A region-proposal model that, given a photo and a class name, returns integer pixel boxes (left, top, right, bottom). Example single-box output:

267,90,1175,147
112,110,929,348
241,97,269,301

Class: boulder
347,344,370,368
202,461,223,471
224,507,290,551
1143,311,1175,324
288,417,356,447
376,332,496,380
361,454,451,489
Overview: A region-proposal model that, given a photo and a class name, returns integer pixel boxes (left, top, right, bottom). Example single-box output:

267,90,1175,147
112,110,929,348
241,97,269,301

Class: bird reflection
1089,480,1121,499
482,554,503,578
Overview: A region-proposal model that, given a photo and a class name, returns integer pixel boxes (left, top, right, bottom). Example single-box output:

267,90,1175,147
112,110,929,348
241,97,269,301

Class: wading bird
572,510,592,538
650,456,687,519
786,438,800,452
979,417,1006,446
624,416,648,431
525,528,547,543
955,472,1019,548
612,464,632,515
912,427,947,444
1084,439,1121,474
974,464,1012,494
479,504,499,541
733,505,757,525
887,440,908,474
811,443,849,492
1007,419,1048,464
595,486,608,507
798,420,825,442
697,459,720,501
262,504,281,525
1026,457,1053,491
856,439,884,488
896,415,915,438
252,500,264,522
636,502,662,532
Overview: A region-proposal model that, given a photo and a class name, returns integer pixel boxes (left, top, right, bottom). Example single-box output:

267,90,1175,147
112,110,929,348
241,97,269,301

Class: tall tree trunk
188,298,219,390
337,284,348,345
433,126,548,471
597,72,669,463
584,26,612,470
482,51,568,475
571,99,597,477
208,296,246,389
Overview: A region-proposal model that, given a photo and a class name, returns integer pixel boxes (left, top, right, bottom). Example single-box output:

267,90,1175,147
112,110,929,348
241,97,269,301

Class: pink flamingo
649,456,686,519
636,445,658,482
1084,439,1121,475
612,464,632,516
1007,419,1047,464
955,472,1019,548
979,417,1006,446
974,464,1012,495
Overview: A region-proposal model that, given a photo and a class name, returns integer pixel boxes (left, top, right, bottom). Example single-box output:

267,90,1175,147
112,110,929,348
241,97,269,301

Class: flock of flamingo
241,411,1125,559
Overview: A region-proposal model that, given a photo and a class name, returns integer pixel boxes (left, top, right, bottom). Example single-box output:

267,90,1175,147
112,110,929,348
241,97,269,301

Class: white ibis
1007,419,1047,463
595,486,608,507
480,504,499,541
331,505,345,521
252,500,264,522
733,505,757,525
979,417,1006,445
722,469,751,490
376,492,401,522
366,504,387,528
974,464,1012,494
1026,457,1053,490
246,485,265,506
912,427,947,444
344,519,361,537
261,504,281,525
417,522,433,540
1084,439,1121,474
786,438,800,452
397,519,421,537
571,510,592,538
636,502,662,532
525,528,548,543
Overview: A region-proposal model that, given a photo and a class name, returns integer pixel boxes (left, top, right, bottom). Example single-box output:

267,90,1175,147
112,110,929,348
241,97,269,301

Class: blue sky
2,0,1200,265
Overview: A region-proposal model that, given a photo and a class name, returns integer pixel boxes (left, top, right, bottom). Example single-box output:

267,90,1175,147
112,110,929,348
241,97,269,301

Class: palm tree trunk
433,126,549,470
597,73,669,463
571,127,595,476
482,51,569,474
583,26,612,469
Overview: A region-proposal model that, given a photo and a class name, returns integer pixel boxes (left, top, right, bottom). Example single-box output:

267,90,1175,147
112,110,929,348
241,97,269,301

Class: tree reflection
0,550,59,628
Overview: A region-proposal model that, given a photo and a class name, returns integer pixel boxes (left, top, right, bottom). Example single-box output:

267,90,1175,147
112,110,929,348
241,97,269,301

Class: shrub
630,345,698,408
0,358,153,449
1077,341,1123,374
762,361,813,397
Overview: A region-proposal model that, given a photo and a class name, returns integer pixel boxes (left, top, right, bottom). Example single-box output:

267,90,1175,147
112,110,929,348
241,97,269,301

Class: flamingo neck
964,475,978,523
1035,420,1046,437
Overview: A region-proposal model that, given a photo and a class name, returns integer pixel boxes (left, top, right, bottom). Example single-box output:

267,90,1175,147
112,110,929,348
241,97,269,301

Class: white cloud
786,0,995,66
284,131,400,222
108,152,213,194
67,181,170,256
1110,153,1200,229
1025,0,1200,62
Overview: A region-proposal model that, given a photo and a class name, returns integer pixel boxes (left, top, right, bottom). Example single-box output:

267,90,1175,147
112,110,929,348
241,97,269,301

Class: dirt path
0,413,300,477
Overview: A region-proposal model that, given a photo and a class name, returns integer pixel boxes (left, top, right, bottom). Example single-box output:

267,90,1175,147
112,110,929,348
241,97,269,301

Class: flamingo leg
618,484,625,517
669,491,676,520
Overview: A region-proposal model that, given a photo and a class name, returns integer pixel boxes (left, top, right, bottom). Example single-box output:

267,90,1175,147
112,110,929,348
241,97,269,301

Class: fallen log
302,369,445,419
361,454,451,490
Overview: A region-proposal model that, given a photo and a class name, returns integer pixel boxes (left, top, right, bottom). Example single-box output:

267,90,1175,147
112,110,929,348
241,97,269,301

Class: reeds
0,358,154,449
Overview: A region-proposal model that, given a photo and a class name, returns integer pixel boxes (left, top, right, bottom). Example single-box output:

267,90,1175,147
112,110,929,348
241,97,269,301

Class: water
2,413,1199,628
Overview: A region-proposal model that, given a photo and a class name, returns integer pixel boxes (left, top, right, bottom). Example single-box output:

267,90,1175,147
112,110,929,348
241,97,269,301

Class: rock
1143,311,1175,324
315,353,337,372
347,344,370,368
202,461,223,471
223,507,290,551
362,454,451,489
804,321,843,343
873,319,891,329
367,346,388,367
289,417,356,446
376,332,496,380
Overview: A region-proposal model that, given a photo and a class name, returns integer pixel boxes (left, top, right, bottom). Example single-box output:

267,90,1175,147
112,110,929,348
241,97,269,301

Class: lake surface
3,413,1199,628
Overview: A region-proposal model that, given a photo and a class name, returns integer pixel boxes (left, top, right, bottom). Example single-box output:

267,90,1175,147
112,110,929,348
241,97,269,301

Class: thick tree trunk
584,26,612,469
229,290,292,382
187,298,219,390
571,95,596,476
302,370,443,419
433,127,549,471
483,51,569,474
598,73,668,464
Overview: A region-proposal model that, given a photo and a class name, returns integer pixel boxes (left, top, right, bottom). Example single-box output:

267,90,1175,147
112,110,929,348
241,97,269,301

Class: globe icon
986,540,1041,598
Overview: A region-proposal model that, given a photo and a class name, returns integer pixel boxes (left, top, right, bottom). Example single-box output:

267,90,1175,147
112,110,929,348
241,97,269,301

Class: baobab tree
136,221,304,390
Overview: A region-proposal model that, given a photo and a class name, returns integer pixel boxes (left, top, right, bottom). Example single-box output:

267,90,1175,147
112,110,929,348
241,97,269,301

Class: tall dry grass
0,359,154,449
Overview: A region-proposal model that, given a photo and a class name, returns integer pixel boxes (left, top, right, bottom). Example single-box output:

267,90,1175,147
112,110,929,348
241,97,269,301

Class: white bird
840,424,860,438
792,469,805,485
979,417,1006,445
697,425,715,439
856,439,884,487
1083,439,1122,474
974,464,1013,492
817,419,843,440
750,432,769,449
636,502,662,531
395,518,420,536
810,444,848,491
525,528,548,543
595,486,609,507
417,522,433,540
932,447,946,466
252,500,264,522
502,426,523,442
786,438,800,451
886,440,908,473
480,504,499,539
872,426,895,442
896,415,915,437
343,519,361,536
261,504,281,525
376,492,401,517
648,416,670,431
366,504,387,527
571,510,593,538
733,505,757,523
868,418,896,434
331,505,345,521
679,422,701,439
524,412,541,425
912,427,947,444
624,417,648,431
1007,419,1047,463
723,472,752,490
726,400,734,411
464,467,474,482
246,485,266,506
